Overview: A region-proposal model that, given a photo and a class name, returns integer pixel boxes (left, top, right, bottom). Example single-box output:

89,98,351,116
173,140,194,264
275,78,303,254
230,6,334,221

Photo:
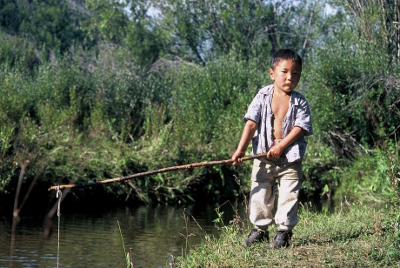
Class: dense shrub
1,0,400,210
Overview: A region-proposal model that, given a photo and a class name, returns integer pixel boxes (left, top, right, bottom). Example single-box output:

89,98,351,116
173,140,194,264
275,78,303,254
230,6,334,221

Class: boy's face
269,60,302,95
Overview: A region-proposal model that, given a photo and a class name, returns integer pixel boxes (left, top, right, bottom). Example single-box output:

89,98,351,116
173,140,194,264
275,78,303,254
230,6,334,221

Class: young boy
231,49,313,249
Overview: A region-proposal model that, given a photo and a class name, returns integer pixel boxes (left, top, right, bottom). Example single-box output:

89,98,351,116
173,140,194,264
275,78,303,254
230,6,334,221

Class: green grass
173,202,400,267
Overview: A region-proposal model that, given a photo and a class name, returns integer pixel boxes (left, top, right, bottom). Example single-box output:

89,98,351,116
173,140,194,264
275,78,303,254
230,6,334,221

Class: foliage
1,0,400,209
333,140,400,203
84,0,129,45
151,0,329,64
310,0,399,147
124,0,166,67
0,30,42,71
19,0,84,53
164,55,268,198
0,45,173,207
0,0,22,34
301,136,340,198
170,54,265,146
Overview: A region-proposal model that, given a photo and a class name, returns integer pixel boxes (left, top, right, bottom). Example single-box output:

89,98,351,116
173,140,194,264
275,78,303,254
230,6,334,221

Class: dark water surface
0,202,247,267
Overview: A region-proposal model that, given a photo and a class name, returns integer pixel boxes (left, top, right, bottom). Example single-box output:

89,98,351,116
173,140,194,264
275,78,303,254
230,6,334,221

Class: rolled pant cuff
278,225,294,231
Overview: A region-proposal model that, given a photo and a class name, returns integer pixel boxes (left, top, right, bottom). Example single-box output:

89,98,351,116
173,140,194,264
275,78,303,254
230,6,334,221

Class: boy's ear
269,68,275,81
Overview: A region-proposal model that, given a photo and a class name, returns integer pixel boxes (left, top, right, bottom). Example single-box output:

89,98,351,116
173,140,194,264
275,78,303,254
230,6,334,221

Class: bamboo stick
48,153,269,191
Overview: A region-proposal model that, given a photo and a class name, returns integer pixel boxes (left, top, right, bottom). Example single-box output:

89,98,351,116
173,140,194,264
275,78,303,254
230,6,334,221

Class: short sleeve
294,98,313,136
244,92,263,124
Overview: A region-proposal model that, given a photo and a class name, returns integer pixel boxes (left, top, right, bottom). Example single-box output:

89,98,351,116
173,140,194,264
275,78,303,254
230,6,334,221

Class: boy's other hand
231,150,245,166
267,144,283,159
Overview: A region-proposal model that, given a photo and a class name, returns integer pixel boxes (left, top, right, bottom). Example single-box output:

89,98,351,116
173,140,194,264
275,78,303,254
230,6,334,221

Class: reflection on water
0,201,247,268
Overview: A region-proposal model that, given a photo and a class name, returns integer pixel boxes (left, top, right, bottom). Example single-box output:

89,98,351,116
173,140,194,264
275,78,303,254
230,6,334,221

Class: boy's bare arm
267,126,306,159
231,120,258,165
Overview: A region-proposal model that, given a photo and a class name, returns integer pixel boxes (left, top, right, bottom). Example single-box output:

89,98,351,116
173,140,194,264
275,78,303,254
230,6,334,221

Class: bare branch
303,2,316,50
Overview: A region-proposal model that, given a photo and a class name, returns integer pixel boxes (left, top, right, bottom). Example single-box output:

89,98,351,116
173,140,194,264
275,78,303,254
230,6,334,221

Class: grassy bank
174,202,400,267
171,136,400,267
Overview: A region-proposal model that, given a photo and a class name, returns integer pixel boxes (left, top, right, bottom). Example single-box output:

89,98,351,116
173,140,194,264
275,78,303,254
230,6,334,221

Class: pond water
0,201,247,268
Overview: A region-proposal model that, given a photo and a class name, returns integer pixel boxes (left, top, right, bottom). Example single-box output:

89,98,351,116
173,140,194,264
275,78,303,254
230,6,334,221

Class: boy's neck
273,86,292,98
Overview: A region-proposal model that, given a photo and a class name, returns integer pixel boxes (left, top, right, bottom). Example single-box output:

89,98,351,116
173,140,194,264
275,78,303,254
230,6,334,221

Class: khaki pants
249,158,303,231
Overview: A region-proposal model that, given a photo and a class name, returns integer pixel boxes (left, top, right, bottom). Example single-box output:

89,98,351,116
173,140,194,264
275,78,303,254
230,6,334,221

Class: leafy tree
0,0,22,34
0,29,41,70
83,0,129,45
124,0,165,67
338,0,400,65
149,0,330,64
17,0,84,53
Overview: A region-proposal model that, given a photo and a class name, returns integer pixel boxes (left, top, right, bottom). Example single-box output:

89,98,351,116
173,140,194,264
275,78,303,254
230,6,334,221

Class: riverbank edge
173,201,400,267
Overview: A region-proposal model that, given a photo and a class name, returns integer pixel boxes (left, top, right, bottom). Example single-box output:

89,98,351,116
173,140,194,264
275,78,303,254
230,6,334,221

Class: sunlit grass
174,202,400,267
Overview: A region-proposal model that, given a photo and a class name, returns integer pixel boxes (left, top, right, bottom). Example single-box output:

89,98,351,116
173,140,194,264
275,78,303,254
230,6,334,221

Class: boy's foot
269,230,292,249
242,229,268,247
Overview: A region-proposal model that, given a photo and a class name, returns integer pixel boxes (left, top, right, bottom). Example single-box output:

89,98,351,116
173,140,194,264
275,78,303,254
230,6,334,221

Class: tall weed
333,140,400,203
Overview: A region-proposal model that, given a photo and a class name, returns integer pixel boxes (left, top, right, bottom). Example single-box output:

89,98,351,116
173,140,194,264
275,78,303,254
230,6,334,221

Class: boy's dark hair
270,49,302,69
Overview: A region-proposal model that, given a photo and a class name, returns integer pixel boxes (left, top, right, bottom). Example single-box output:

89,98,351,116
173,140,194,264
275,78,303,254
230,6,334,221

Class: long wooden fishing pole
48,153,269,191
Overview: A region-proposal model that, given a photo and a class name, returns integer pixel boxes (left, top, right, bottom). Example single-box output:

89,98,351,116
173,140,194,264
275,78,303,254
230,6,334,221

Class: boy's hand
231,150,245,166
267,144,284,159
